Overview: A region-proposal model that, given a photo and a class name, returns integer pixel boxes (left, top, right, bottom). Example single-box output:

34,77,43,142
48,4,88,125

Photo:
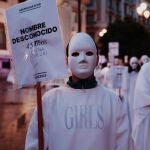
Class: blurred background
0,0,150,150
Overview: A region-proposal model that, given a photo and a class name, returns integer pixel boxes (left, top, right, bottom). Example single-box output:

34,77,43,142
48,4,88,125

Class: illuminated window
0,23,6,50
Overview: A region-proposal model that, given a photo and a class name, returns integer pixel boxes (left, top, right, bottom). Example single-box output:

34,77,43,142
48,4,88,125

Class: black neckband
67,76,97,89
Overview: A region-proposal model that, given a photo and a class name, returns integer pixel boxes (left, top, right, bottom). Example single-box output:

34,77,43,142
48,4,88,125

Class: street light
143,10,150,19
99,28,107,37
136,2,150,19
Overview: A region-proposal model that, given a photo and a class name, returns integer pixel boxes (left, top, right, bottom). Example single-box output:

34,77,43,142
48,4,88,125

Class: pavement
0,78,37,150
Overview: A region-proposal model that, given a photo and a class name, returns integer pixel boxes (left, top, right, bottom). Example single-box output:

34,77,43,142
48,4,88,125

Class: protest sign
108,42,119,56
5,0,67,87
108,42,119,64
110,66,128,89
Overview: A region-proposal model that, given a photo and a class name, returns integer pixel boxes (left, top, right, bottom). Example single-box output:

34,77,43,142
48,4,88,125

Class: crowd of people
95,54,150,150
95,54,149,120
23,32,150,150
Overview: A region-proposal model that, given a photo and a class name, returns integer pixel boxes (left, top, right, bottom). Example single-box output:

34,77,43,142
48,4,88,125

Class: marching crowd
94,54,150,150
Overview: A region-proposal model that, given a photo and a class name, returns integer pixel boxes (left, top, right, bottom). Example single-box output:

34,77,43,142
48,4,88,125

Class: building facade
0,0,20,77
86,0,140,40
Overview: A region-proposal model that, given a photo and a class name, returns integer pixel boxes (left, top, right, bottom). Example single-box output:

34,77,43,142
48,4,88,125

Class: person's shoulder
101,67,110,74
138,62,150,79
141,62,150,71
97,84,118,99
41,85,66,108
43,85,65,97
96,85,121,108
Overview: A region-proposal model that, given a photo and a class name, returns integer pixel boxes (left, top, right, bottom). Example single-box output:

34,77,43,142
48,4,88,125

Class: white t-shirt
25,84,129,150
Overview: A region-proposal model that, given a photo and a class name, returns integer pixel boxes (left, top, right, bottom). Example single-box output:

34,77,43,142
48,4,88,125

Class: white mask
129,57,138,70
67,32,98,79
141,55,149,64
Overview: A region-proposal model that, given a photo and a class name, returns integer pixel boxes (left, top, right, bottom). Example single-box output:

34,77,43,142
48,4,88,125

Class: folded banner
5,0,67,87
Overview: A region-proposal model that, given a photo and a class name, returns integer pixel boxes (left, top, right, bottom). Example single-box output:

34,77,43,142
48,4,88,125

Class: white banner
5,0,68,87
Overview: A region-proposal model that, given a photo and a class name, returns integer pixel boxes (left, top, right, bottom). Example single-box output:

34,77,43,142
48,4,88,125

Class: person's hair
128,63,141,73
66,42,99,57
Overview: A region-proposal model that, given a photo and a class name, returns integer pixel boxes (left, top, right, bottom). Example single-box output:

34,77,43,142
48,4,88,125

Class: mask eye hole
72,52,79,57
86,51,94,56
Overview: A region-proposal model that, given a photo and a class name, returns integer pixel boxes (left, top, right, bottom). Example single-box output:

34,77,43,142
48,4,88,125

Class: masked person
25,32,129,150
127,57,140,124
132,62,150,150
140,55,149,66
126,57,140,150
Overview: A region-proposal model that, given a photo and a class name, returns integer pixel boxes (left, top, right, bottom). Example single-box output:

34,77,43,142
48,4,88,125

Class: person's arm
25,93,50,150
116,98,129,150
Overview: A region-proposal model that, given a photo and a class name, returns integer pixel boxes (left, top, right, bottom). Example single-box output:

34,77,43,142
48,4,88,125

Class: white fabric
132,62,150,150
127,56,139,124
94,66,102,84
127,56,138,126
140,55,149,64
7,68,16,84
100,66,112,88
132,114,150,150
127,71,138,125
68,33,98,79
25,84,129,150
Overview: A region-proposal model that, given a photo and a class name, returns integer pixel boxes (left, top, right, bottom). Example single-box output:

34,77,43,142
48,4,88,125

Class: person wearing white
94,64,102,84
127,57,140,125
98,64,112,88
140,55,149,66
126,57,140,150
25,32,129,150
132,62,150,150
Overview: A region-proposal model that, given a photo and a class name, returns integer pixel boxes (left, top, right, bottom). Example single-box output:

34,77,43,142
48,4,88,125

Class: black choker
67,76,97,89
